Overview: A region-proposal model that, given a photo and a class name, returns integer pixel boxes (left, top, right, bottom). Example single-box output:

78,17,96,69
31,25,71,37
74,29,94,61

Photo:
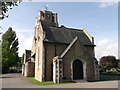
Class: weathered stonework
24,61,35,77
22,10,99,83
22,50,32,76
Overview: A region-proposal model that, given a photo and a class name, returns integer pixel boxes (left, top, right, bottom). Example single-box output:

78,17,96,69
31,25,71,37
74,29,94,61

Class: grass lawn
27,77,76,85
0,73,4,76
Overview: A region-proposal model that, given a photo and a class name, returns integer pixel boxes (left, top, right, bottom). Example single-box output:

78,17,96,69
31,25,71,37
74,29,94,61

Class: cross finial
44,5,48,11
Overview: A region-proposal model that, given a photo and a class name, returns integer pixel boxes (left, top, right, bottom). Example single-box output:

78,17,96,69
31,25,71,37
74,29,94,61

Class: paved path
0,73,119,88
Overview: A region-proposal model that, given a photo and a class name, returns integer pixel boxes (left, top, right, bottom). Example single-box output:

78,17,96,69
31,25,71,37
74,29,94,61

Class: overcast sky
0,2,118,60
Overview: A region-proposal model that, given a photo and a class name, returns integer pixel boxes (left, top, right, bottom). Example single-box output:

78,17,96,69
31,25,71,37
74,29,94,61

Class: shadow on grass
27,77,76,85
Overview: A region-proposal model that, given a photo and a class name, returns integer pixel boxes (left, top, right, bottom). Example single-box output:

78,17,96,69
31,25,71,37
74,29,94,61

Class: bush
100,70,119,75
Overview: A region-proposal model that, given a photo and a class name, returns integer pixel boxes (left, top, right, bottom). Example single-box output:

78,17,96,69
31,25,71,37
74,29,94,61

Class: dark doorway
73,59,83,80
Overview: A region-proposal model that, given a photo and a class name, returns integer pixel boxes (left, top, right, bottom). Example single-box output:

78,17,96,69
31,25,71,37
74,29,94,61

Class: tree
117,59,120,68
21,54,24,64
1,27,19,73
99,56,117,72
0,0,21,20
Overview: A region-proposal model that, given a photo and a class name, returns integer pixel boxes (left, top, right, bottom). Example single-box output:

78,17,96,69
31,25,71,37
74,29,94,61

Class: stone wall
85,46,95,56
63,40,96,81
22,64,25,75
44,43,67,81
34,22,45,82
44,39,98,81
94,60,100,80
24,62,35,77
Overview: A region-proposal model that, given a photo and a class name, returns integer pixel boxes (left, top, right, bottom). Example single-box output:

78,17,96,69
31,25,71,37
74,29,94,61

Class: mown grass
0,73,4,76
27,77,76,85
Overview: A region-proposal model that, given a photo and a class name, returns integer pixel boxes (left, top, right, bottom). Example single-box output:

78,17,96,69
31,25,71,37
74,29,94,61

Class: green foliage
117,59,120,68
99,56,118,72
27,77,76,85
14,57,22,67
100,70,120,76
21,54,24,64
1,27,19,73
0,0,21,20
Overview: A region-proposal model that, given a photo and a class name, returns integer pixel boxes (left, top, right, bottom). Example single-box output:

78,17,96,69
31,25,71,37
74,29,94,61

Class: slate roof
25,50,31,59
42,25,94,46
25,50,31,55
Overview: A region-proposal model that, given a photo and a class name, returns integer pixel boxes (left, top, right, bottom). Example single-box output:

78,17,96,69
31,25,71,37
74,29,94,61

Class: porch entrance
73,59,83,80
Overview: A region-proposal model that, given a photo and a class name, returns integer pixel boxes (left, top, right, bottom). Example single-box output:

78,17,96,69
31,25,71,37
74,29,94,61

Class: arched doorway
73,59,83,80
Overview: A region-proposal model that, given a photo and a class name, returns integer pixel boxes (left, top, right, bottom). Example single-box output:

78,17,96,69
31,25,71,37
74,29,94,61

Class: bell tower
37,10,58,27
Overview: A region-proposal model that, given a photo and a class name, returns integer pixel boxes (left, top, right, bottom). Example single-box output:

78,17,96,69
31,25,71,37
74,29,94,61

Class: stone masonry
22,10,99,83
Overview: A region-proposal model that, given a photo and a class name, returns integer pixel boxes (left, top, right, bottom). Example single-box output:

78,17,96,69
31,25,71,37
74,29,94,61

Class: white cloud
24,37,33,50
18,37,33,56
14,28,33,57
95,39,118,60
98,2,118,8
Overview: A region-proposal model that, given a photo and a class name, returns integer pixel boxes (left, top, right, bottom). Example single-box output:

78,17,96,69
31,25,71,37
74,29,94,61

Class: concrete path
0,73,119,88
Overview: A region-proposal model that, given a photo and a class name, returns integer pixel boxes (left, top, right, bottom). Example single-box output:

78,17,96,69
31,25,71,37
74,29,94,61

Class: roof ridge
50,26,83,32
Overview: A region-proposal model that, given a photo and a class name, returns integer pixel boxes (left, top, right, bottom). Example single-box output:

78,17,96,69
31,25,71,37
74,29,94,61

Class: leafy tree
99,56,117,72
1,27,19,73
21,54,24,64
15,57,22,67
117,59,120,68
0,0,21,20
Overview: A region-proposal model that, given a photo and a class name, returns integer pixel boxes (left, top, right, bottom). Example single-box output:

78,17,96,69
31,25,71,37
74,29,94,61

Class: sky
0,2,118,60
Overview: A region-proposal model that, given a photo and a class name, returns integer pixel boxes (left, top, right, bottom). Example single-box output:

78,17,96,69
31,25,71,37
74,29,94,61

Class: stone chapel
22,10,99,83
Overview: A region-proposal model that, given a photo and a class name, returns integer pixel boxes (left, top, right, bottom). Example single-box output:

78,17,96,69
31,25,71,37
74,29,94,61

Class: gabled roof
42,25,94,46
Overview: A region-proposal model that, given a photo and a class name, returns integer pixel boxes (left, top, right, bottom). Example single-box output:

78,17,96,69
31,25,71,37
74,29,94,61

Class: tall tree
2,27,19,73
